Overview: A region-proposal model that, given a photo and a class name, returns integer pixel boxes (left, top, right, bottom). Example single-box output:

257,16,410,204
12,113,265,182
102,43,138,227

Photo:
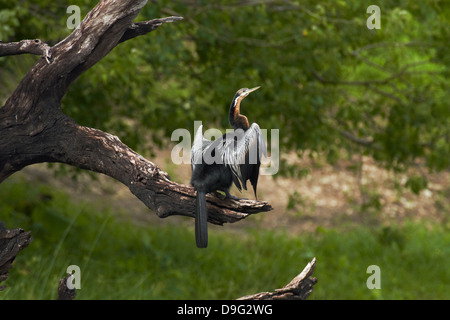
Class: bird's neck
229,95,250,130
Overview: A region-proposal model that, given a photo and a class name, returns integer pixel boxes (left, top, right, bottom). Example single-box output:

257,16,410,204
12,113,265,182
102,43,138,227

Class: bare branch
0,0,270,236
57,274,76,300
321,117,376,148
337,128,374,147
119,16,184,43
0,222,32,291
59,124,273,225
366,83,403,104
0,39,52,63
238,258,317,300
0,114,272,224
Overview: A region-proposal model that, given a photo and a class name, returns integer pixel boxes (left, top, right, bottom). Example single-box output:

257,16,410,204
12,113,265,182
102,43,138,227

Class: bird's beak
247,86,261,94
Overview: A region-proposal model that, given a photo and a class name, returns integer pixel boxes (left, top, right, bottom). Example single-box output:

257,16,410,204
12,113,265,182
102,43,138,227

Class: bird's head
236,86,260,99
230,86,260,130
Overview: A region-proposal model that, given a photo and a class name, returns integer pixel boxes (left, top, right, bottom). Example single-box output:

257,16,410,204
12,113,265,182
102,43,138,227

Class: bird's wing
191,125,212,172
223,123,267,195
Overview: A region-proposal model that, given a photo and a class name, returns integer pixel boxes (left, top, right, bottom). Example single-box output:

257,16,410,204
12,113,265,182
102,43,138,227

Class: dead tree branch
238,258,317,300
0,39,52,63
0,0,272,226
57,274,77,300
0,222,32,291
119,16,184,43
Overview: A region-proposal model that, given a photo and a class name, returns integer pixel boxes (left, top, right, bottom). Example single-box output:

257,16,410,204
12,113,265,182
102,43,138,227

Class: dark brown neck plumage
229,95,250,130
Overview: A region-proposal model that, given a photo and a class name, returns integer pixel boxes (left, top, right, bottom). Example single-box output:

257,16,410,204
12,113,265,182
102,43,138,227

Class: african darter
190,87,266,248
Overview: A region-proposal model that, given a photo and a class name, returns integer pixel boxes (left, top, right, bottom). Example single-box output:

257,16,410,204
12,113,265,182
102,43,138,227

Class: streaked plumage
190,87,266,248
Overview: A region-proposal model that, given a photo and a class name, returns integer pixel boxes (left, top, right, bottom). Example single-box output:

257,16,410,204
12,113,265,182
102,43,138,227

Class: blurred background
0,0,449,299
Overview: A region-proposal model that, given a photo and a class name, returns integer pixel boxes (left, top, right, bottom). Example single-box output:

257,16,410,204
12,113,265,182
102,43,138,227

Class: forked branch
0,0,271,226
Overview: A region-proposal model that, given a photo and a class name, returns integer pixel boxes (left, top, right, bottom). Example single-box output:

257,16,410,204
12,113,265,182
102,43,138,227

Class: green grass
0,178,449,299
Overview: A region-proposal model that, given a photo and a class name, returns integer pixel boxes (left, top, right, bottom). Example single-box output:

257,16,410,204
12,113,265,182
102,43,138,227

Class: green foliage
1,178,449,299
405,174,428,195
0,7,20,41
1,0,448,175
1,2,448,300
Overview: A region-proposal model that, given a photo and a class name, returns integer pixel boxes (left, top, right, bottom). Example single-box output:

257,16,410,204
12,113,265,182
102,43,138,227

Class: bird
190,87,267,248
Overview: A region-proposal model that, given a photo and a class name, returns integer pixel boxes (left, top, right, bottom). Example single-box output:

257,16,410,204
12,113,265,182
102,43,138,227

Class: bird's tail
195,189,208,248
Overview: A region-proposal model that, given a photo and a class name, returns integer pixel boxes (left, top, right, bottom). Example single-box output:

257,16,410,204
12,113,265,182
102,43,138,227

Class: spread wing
191,125,212,174
222,123,267,198
191,123,267,199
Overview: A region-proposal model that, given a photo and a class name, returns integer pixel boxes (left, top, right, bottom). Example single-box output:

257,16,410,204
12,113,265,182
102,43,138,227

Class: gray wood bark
0,0,272,226
0,222,32,291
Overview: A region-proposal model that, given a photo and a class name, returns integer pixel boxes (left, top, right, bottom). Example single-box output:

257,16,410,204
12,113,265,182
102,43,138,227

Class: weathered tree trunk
0,222,32,291
0,0,272,225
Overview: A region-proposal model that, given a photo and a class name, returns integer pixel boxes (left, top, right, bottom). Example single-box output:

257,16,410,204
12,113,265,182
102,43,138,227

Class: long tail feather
195,189,208,248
